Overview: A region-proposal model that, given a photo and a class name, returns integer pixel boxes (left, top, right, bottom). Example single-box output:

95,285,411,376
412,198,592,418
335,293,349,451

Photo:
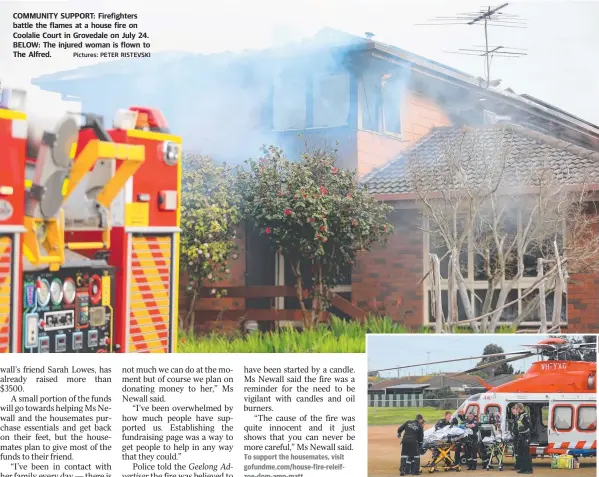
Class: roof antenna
416,3,527,89
365,32,375,40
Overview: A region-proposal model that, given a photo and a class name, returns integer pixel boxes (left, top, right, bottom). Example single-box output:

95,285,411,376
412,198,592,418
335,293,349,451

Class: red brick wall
567,274,599,332
356,131,406,176
357,89,452,176
351,209,424,328
402,91,452,145
566,218,599,332
352,208,599,333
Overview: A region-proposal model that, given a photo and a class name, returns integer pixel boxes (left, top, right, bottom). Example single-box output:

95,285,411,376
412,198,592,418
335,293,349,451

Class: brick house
361,125,599,331
34,29,599,332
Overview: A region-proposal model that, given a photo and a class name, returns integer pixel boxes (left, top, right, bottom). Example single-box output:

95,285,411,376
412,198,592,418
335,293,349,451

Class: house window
273,73,306,130
552,406,573,431
382,75,402,135
359,76,381,132
359,72,402,135
312,73,350,128
423,214,566,326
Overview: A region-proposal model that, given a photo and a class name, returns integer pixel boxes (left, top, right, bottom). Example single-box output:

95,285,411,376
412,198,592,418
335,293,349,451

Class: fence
368,396,463,409
179,284,367,334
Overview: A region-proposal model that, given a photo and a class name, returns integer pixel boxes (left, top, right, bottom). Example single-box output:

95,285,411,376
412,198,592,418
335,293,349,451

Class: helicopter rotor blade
368,350,534,374
446,353,534,377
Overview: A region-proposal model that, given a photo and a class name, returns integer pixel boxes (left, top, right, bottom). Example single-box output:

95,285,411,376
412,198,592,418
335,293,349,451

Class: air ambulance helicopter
372,338,597,460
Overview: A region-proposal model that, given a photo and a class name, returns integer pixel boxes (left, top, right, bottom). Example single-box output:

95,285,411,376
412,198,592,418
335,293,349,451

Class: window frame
484,404,502,416
381,74,402,136
551,404,574,432
460,403,480,417
422,214,567,327
311,72,350,129
358,72,402,137
272,71,308,131
272,70,352,132
576,404,596,433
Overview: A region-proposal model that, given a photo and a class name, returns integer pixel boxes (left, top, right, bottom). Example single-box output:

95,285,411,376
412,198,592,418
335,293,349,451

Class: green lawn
177,316,517,353
369,407,450,426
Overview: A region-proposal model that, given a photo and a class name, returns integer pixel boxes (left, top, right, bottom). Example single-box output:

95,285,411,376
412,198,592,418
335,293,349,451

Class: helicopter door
548,400,576,452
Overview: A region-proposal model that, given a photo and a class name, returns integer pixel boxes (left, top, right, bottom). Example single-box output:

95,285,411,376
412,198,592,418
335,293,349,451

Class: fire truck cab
0,86,181,353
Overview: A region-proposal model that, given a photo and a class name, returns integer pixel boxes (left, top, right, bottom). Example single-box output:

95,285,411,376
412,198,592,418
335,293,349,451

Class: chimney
365,32,375,40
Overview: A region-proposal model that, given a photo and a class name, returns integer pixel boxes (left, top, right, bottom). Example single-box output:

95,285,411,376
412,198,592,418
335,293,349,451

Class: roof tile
363,125,599,195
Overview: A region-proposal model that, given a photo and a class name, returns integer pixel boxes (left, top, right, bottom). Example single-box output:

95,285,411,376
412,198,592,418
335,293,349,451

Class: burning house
34,28,599,332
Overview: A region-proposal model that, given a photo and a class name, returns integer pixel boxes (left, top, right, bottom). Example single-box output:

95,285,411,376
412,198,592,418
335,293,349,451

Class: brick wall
567,274,599,332
401,90,452,145
352,209,424,328
566,218,599,332
357,89,452,176
352,207,599,333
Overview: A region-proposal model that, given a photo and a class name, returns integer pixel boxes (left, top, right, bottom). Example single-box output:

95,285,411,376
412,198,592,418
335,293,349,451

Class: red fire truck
0,86,181,353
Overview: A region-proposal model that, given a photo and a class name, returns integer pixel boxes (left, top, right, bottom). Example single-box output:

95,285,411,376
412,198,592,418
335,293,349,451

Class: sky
366,334,557,378
0,0,598,124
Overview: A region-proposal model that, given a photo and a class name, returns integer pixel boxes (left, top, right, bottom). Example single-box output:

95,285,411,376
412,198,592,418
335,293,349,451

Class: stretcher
421,427,471,473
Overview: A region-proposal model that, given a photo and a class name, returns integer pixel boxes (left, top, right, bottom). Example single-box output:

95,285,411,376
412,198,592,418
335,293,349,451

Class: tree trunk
552,242,564,329
537,258,547,333
291,260,311,328
430,254,443,334
447,254,456,329
185,284,201,335
552,271,563,328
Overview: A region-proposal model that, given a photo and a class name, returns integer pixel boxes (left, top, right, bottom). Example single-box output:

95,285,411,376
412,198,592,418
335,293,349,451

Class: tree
424,387,460,410
475,344,515,378
553,335,597,362
179,154,240,334
237,145,393,328
408,126,599,333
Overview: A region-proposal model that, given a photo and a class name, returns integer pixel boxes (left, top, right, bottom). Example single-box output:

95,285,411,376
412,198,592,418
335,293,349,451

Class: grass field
369,407,449,425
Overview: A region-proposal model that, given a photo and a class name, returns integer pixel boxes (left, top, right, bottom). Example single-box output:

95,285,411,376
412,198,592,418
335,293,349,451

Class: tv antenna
416,3,528,88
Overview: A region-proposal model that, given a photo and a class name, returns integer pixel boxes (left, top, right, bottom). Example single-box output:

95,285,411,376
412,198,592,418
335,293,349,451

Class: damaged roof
362,124,599,196
32,28,599,143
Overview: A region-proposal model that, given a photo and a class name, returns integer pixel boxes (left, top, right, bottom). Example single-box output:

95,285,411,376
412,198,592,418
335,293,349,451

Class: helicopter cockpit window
553,406,573,431
577,406,596,431
484,405,501,423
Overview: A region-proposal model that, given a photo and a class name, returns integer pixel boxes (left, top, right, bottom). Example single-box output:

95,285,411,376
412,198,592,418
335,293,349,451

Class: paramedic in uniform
397,414,425,476
513,403,533,474
435,411,454,430
464,412,479,470
451,409,466,467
